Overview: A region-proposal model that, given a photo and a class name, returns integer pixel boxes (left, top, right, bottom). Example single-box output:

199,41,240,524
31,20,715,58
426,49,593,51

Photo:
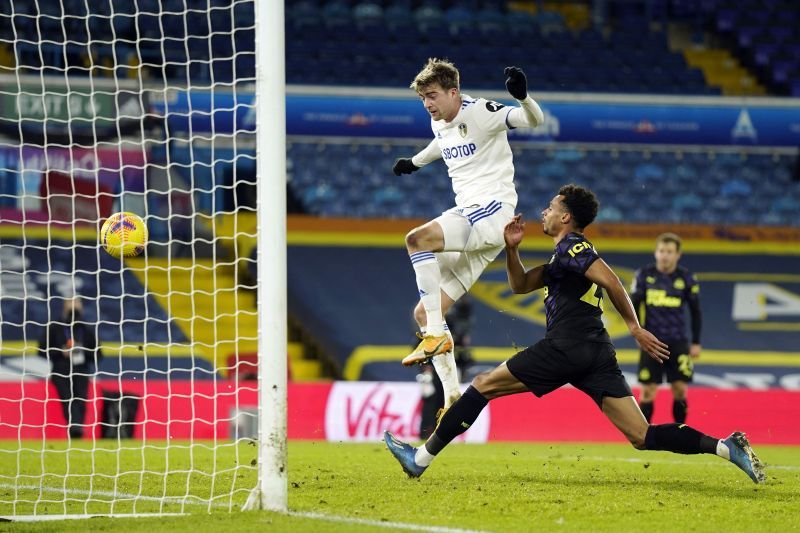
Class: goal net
0,0,282,518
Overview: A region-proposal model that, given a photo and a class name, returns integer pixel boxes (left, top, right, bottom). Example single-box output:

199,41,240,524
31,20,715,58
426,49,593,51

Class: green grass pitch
2,440,799,532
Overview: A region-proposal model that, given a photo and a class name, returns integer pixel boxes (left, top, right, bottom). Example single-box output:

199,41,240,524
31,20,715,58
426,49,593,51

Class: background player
392,58,544,415
630,233,702,423
384,185,765,485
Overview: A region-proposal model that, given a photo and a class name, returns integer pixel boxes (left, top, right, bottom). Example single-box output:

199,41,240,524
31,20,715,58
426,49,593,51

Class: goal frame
243,0,288,512
0,0,287,519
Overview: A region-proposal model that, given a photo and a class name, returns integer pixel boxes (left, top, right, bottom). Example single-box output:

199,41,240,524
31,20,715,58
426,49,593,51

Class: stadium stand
285,0,717,94
287,140,800,226
2,0,798,386
669,0,800,95
0,241,218,379
0,0,256,84
281,242,800,380
6,0,799,95
0,0,726,94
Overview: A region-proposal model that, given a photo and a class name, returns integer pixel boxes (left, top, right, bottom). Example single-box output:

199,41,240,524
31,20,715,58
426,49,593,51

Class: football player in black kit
631,233,702,424
384,185,765,484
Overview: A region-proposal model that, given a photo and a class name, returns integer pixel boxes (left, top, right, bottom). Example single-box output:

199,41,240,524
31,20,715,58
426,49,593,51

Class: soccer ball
100,212,148,258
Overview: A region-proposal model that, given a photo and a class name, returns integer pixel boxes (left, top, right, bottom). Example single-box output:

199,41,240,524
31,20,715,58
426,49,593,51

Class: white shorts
433,200,515,301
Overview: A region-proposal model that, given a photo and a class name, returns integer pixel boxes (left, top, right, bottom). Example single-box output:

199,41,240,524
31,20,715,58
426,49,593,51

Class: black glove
504,66,528,100
393,158,419,176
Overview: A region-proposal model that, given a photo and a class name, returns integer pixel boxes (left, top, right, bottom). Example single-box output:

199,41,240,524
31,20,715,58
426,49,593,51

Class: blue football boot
383,430,427,478
724,431,766,483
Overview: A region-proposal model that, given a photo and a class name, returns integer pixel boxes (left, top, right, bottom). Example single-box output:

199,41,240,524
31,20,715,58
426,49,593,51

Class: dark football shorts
506,337,632,408
638,340,693,384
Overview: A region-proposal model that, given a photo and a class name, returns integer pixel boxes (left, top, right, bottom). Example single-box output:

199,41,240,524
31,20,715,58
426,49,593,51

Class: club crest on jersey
458,122,468,138
673,278,686,290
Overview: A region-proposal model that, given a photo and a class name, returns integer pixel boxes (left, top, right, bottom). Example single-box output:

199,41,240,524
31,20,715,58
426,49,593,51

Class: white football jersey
429,94,517,208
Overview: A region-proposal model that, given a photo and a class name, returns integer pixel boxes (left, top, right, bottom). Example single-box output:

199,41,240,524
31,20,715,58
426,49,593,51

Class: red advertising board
41,170,114,222
0,381,798,444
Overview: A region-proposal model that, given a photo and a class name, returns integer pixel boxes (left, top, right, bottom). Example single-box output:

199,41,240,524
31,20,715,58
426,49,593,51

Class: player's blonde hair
656,232,682,251
410,58,460,93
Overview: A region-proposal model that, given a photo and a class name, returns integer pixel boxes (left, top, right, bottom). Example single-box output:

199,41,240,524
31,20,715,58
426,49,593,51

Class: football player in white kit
393,58,545,416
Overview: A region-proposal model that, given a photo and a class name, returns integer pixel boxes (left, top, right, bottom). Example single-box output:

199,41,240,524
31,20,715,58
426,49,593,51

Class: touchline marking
0,484,229,509
3,513,186,522
0,484,491,532
288,511,489,533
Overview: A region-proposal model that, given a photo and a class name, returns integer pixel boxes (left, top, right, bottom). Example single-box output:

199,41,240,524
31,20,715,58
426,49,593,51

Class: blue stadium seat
505,10,537,39
444,5,475,37
287,141,799,225
12,0,718,93
353,1,382,21
715,9,740,33
413,5,444,33
476,6,507,42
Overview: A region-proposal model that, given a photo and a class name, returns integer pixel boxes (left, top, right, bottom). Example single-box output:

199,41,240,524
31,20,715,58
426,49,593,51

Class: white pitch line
0,483,228,509
4,455,799,529
3,513,186,522
0,484,490,532
287,511,488,533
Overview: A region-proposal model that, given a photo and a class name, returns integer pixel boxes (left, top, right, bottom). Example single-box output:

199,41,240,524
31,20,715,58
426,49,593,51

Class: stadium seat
353,1,384,32
444,5,475,37
287,140,800,226
322,1,353,32
14,0,736,93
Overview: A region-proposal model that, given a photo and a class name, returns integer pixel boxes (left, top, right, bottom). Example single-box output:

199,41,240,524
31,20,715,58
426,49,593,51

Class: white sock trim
410,253,444,335
716,440,730,460
432,349,460,408
414,445,435,467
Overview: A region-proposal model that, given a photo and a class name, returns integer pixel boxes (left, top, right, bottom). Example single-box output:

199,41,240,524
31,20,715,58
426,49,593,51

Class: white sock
432,332,461,408
409,252,444,336
716,440,730,460
414,444,435,467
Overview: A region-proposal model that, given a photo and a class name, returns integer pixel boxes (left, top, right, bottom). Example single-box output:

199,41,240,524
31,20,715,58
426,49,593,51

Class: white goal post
0,0,287,519
245,0,288,513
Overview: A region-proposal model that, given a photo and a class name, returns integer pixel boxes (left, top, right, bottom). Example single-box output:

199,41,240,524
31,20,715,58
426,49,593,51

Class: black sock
639,401,654,423
425,386,488,456
645,423,718,455
673,399,688,424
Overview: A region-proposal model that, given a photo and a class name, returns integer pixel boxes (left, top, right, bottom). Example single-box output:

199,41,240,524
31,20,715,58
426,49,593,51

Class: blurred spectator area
3,0,797,95
681,0,800,96
5,0,796,95
287,139,800,226
1,0,778,95
285,0,718,94
0,0,255,84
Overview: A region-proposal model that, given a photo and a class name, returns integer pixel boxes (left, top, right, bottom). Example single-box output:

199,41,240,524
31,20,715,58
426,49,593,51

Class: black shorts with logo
506,337,632,408
638,340,693,384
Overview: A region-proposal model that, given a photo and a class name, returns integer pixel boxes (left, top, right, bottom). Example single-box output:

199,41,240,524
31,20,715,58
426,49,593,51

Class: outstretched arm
412,139,442,167
504,214,545,294
503,66,544,128
393,139,441,175
505,96,545,128
585,259,670,363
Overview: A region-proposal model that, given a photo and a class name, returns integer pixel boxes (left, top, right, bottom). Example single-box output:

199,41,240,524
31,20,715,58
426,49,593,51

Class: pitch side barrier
283,86,800,146
2,381,798,444
77,79,800,147
279,217,800,381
